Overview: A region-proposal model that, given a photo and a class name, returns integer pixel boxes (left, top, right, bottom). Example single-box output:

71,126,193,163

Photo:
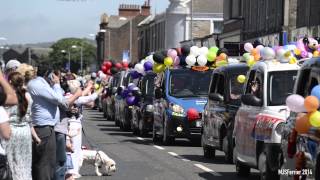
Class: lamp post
71,45,83,75
61,49,70,71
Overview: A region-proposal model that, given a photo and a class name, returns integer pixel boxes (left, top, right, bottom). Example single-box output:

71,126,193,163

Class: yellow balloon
153,63,166,73
164,57,173,67
237,75,246,84
294,48,301,56
284,51,291,58
309,111,320,128
289,56,297,64
247,58,255,67
313,51,320,57
94,84,100,90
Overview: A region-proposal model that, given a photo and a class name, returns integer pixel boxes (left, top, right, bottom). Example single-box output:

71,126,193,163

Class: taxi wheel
236,161,250,177
259,151,279,180
202,133,215,158
223,135,233,163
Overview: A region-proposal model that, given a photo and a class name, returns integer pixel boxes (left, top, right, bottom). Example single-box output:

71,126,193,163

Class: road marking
181,158,191,162
136,137,145,141
194,164,222,176
153,145,165,150
168,152,179,156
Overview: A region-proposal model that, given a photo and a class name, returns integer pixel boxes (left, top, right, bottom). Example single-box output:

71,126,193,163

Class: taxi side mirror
209,93,224,102
241,94,262,106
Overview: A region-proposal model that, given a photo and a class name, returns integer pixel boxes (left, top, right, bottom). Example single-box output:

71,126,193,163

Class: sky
0,0,169,45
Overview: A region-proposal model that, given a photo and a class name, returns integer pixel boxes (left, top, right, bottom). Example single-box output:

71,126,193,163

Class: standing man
28,68,69,180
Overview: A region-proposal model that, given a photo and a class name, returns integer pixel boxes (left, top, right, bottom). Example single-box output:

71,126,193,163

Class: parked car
202,63,249,163
102,77,113,118
281,57,320,180
131,72,156,136
114,70,130,127
116,70,139,131
105,72,122,124
233,60,299,179
153,68,211,145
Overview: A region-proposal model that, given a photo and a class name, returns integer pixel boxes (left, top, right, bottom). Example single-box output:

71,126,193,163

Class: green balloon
207,51,217,62
243,53,251,60
209,46,219,53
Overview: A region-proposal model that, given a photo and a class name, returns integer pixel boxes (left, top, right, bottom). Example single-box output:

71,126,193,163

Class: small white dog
80,149,116,176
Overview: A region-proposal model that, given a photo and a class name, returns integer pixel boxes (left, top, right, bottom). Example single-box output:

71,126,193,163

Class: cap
91,72,97,78
5,59,21,71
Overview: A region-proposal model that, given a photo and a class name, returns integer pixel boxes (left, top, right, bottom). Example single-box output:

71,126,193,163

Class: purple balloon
126,96,136,106
144,61,153,71
121,89,129,98
128,84,136,92
131,71,141,79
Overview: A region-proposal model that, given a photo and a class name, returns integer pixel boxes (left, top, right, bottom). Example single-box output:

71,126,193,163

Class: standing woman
2,72,32,180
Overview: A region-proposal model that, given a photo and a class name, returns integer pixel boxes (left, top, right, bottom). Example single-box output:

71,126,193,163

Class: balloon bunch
273,45,299,64
120,83,142,106
243,42,265,67
286,85,320,135
151,48,181,73
130,55,154,79
296,37,320,58
101,60,129,75
185,45,229,68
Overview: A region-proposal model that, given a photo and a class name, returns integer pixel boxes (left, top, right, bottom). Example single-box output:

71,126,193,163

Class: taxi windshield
169,69,211,98
230,75,245,101
268,70,297,106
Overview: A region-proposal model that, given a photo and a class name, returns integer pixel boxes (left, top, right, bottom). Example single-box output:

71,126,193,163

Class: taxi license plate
196,121,201,127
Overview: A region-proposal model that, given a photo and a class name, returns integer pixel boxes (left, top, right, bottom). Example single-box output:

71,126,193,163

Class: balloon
218,53,227,61
276,48,286,59
100,73,107,79
126,96,136,106
121,89,130,98
251,48,259,56
115,62,122,69
143,61,153,71
134,63,145,74
164,57,174,67
311,85,320,101
153,52,165,64
103,61,112,69
130,71,141,79
304,96,319,112
247,58,255,67
254,54,261,61
128,83,136,91
286,94,306,113
209,46,219,53
176,47,182,56
199,47,209,56
190,46,200,56
244,43,254,52
207,51,216,62
216,60,228,67
243,53,251,61
110,67,119,75
167,49,178,59
309,111,320,128
217,48,228,56
101,65,108,73
294,48,301,56
237,75,246,84
181,45,191,56
185,55,196,66
153,63,166,73
173,56,180,66
187,108,199,121
197,55,207,66
106,69,111,75
256,45,264,52
295,114,311,134
146,55,154,64
313,51,320,57
289,57,297,64
122,61,129,69
261,47,275,60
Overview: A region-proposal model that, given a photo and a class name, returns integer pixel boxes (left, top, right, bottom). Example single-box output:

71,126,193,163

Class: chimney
141,0,151,16
118,4,141,18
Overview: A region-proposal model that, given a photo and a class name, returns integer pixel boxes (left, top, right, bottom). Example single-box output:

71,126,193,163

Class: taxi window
209,73,219,93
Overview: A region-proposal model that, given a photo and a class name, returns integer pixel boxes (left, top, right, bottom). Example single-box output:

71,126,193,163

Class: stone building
96,1,151,66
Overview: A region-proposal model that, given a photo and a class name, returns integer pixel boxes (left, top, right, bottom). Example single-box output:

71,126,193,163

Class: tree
48,38,96,73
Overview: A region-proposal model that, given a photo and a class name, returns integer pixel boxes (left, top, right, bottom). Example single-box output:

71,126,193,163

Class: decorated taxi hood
166,95,207,113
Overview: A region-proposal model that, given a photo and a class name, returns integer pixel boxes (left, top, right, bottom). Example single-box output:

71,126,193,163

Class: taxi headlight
146,105,154,112
275,123,285,135
170,104,184,114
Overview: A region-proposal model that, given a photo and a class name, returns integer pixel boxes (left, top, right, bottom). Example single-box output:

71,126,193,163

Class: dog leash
82,125,102,151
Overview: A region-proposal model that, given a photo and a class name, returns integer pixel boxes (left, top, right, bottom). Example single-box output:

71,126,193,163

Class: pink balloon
167,49,178,59
173,56,180,66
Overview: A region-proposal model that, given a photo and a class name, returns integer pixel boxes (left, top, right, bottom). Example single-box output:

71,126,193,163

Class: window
246,70,263,105
209,73,219,93
296,69,311,96
268,70,297,106
213,21,223,34
217,74,225,95
229,74,245,102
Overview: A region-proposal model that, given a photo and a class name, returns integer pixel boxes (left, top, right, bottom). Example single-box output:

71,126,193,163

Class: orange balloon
254,54,261,61
219,53,227,60
295,114,311,134
251,48,259,56
304,96,319,112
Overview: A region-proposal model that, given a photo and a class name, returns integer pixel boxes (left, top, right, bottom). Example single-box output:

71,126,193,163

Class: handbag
0,154,12,180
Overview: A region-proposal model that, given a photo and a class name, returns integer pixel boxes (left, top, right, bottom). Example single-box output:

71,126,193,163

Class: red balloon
106,69,112,75
187,108,199,121
103,61,112,69
122,62,129,69
101,65,108,73
115,62,123,69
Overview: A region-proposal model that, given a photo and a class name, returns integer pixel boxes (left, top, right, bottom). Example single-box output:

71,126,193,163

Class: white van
233,60,300,179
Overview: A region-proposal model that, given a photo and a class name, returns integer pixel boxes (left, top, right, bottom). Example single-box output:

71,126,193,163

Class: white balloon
244,43,254,52
190,46,200,56
276,48,286,59
100,73,107,79
140,59,146,65
186,55,196,66
199,47,209,56
256,45,264,52
134,63,145,74
286,94,306,113
261,47,275,60
146,55,154,64
197,55,207,66
308,52,313,58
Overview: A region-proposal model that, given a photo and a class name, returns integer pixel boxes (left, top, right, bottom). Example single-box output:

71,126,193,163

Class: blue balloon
130,71,141,79
144,61,153,71
311,85,320,101
126,96,136,106
128,84,136,92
